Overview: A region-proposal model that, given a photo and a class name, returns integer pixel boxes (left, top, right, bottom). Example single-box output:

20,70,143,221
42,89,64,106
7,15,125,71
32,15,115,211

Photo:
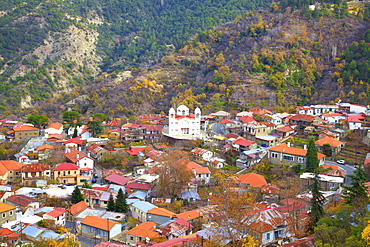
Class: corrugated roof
132,201,157,213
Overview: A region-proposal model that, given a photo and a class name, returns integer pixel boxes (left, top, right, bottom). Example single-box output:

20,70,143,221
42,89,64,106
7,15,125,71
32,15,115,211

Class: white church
167,105,201,139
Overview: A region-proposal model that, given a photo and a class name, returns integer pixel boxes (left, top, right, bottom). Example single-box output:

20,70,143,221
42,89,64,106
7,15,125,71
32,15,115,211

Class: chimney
287,142,291,147
77,153,80,159
88,153,90,157
303,144,307,150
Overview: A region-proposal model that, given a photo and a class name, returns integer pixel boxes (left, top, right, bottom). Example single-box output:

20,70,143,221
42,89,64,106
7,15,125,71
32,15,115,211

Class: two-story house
0,160,24,185
86,144,108,161
43,207,67,226
0,202,16,225
20,163,51,186
53,163,90,185
176,159,211,184
45,122,64,137
6,194,40,210
130,201,157,222
64,149,95,170
8,125,40,142
125,222,159,246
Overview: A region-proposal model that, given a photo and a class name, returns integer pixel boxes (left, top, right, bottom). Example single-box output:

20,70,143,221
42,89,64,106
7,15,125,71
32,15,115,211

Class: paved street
211,123,225,136
325,160,356,187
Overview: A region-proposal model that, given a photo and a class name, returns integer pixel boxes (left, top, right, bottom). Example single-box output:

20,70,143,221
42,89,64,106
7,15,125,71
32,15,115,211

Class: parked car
336,160,345,164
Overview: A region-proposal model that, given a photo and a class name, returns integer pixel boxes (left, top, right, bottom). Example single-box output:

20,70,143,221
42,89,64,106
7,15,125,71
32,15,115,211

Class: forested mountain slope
34,2,370,120
0,0,270,110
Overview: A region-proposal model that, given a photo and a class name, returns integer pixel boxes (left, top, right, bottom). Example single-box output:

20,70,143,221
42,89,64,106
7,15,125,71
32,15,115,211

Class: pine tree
71,186,84,204
306,137,319,172
115,188,128,213
107,193,115,212
307,174,325,233
342,164,368,204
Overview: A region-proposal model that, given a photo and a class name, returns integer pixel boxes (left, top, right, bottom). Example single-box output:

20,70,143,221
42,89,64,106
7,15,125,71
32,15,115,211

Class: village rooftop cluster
0,101,369,246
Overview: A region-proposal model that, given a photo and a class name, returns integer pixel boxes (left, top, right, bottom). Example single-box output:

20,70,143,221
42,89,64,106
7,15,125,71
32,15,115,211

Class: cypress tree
71,186,84,204
72,127,78,138
115,188,128,213
107,193,115,212
306,137,319,172
307,174,325,233
343,164,368,204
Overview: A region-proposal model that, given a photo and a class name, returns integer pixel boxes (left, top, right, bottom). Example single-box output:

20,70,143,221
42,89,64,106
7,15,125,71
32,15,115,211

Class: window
266,233,270,240
130,236,134,241
9,211,13,216
297,157,304,163
2,213,5,218
90,226,94,233
283,155,294,161
271,152,278,158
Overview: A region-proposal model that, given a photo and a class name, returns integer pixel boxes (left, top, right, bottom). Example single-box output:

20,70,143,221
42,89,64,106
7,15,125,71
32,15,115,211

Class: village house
273,125,295,140
80,216,122,241
66,201,89,222
80,188,116,208
36,144,55,160
43,207,67,226
167,105,202,139
0,160,24,185
268,143,326,168
105,118,122,130
232,138,257,152
86,144,108,161
0,202,16,225
191,147,214,162
6,194,40,210
130,201,157,222
338,102,367,114
20,163,51,186
53,163,90,185
0,227,19,246
288,114,321,132
64,138,84,150
7,125,40,142
261,114,283,126
147,207,176,225
245,208,291,246
0,190,13,203
300,172,344,191
104,174,132,186
158,218,193,239
315,136,344,157
209,110,231,121
176,159,211,184
45,122,64,136
238,173,267,188
125,221,159,246
321,113,346,124
65,149,95,170
297,106,314,115
242,122,276,141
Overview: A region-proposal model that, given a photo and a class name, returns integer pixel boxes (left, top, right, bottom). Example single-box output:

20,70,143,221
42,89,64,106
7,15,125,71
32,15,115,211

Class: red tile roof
127,146,153,156
210,111,230,117
176,159,210,174
6,194,39,207
275,125,294,132
67,201,88,215
0,160,24,175
54,163,79,171
225,133,240,139
13,125,39,132
37,144,54,151
65,149,93,163
94,241,131,247
102,169,123,177
322,113,344,117
315,136,343,147
239,116,256,123
125,221,159,239
64,138,83,145
105,119,121,127
0,228,19,238
269,143,326,160
46,207,66,218
81,216,121,231
191,147,212,155
238,173,267,188
46,122,63,130
221,119,235,124
281,235,314,247
233,138,256,147
148,207,176,217
289,114,316,122
87,144,107,154
104,174,132,186
261,184,280,194
176,210,201,221
20,163,50,173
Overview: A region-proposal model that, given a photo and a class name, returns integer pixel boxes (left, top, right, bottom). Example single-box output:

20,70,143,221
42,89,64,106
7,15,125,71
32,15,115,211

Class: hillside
30,2,370,120
0,0,270,110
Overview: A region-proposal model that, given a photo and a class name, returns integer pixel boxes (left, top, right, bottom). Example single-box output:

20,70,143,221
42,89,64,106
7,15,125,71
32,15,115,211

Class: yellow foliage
362,223,370,244
242,236,260,247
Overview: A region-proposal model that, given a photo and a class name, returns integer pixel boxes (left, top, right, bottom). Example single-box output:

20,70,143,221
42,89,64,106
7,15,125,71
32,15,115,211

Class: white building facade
168,105,201,137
